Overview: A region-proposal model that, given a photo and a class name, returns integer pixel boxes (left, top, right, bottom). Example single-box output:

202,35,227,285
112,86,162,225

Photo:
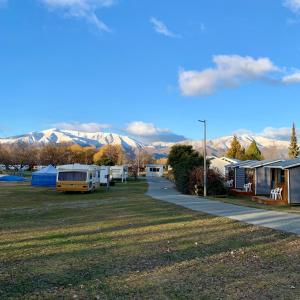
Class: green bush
168,145,204,194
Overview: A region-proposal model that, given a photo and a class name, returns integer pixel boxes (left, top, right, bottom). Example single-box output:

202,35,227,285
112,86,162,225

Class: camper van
110,165,128,182
100,166,110,185
56,164,101,192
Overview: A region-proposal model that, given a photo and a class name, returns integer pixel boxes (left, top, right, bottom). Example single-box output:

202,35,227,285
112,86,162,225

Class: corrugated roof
239,159,283,169
225,160,257,169
265,158,300,169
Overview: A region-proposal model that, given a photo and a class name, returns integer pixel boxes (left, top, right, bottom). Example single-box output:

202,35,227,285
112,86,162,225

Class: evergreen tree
245,140,263,160
288,123,299,159
226,135,246,160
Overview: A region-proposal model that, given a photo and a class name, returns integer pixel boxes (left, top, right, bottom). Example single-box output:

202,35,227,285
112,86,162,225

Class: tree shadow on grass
0,217,296,298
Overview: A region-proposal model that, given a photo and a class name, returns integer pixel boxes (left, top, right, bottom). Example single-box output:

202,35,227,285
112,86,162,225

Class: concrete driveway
146,177,300,236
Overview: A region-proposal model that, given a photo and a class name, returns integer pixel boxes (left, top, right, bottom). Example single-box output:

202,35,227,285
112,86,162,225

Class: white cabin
208,156,239,177
146,164,164,177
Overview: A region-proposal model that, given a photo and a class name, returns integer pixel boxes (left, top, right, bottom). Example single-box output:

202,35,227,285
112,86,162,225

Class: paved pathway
146,177,300,236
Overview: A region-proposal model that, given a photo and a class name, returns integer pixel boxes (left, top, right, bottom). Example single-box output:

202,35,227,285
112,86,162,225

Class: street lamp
198,120,207,197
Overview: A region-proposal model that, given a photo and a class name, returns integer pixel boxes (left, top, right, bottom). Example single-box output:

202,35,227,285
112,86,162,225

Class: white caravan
100,166,110,185
110,165,128,182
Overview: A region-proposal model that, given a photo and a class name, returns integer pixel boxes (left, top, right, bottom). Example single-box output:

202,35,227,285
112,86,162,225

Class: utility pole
137,147,140,177
198,120,207,197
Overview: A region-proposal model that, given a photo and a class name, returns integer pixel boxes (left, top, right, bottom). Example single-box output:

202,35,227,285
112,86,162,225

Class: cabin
56,164,101,192
146,164,164,177
239,160,282,195
225,160,256,189
264,158,300,205
208,156,239,176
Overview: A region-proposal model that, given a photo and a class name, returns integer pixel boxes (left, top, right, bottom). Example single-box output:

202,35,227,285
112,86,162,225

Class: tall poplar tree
288,123,299,159
226,135,246,160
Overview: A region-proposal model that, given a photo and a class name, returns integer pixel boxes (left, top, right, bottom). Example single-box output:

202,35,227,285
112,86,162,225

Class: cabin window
150,167,160,172
58,171,87,181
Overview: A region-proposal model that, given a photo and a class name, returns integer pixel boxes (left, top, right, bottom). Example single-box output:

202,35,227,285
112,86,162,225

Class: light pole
198,120,207,197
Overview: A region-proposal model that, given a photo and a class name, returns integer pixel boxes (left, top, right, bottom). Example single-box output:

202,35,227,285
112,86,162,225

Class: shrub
168,145,204,194
188,167,227,196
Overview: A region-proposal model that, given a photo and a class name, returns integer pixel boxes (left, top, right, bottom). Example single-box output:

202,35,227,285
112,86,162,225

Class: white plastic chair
270,188,279,199
244,183,252,192
275,188,283,200
248,183,252,192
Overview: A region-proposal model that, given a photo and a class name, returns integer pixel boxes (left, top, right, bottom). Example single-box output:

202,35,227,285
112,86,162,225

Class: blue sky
1,0,300,142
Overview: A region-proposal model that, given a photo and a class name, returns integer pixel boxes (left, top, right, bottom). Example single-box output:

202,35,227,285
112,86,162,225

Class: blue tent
31,165,57,187
0,175,27,182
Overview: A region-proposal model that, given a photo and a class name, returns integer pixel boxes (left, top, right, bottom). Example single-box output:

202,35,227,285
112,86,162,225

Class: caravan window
58,171,87,181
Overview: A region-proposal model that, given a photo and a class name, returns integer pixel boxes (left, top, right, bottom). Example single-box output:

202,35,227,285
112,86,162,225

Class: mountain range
0,128,291,159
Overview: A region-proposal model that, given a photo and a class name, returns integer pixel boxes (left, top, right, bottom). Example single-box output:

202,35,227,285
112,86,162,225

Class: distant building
208,156,239,177
146,164,164,177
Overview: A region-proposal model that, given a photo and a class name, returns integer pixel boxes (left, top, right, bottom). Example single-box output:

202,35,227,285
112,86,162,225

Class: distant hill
0,129,290,159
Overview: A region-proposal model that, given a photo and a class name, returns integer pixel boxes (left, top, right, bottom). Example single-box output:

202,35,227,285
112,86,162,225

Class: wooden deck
230,189,253,197
252,195,288,206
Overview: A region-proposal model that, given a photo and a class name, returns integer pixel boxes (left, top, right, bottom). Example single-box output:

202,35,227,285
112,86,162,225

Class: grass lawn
209,195,300,214
1,181,300,299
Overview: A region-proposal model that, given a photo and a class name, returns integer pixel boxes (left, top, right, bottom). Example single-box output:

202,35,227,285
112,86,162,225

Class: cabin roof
146,164,164,168
265,158,300,169
239,159,283,169
226,160,256,169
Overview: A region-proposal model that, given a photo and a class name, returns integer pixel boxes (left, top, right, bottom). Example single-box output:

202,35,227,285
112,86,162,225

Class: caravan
110,165,128,182
100,166,110,185
56,164,101,192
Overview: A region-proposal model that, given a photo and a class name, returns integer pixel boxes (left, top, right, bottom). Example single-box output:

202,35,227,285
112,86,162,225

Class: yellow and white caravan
56,164,101,192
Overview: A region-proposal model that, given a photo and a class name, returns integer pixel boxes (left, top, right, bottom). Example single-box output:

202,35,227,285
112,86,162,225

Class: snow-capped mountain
0,129,291,158
150,134,290,158
0,128,144,151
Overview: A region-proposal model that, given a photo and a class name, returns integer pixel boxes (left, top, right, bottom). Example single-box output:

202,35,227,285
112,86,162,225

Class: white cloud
54,122,111,132
40,0,115,32
179,55,279,96
284,0,300,13
260,127,292,140
150,17,178,38
282,71,300,83
125,121,186,143
126,121,168,136
232,126,295,141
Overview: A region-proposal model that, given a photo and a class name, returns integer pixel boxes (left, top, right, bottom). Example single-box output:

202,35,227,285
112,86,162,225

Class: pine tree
245,140,263,160
288,123,299,159
226,135,246,160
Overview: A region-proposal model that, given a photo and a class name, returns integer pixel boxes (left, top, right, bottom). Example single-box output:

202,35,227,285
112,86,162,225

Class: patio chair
248,183,252,192
244,183,252,192
275,187,283,200
226,180,233,188
270,188,280,200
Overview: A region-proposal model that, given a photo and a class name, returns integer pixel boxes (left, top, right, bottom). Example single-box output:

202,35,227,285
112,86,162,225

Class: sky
1,0,300,143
